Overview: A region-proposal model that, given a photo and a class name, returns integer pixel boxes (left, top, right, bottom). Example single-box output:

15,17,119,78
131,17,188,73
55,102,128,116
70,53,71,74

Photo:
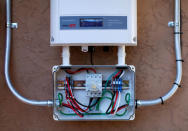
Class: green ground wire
57,95,114,116
58,108,126,116
104,70,120,90
102,90,113,96
96,97,113,111
58,93,63,106
125,93,131,104
58,93,131,117
115,93,131,116
59,110,107,116
116,109,128,116
84,113,106,115
96,90,114,110
96,70,120,110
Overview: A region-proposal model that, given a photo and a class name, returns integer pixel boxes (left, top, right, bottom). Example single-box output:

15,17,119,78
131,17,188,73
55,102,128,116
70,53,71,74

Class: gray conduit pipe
136,0,183,107
5,0,53,106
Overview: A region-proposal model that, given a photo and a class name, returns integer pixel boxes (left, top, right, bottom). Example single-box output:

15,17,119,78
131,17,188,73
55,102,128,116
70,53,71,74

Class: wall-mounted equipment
4,0,183,121
50,0,137,46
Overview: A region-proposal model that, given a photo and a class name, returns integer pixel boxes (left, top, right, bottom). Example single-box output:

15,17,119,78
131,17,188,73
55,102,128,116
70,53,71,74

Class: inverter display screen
60,16,128,30
80,18,103,27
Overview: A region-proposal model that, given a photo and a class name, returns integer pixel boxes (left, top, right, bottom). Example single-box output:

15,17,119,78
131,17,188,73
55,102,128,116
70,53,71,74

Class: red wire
113,70,122,79
66,78,89,112
64,86,83,117
110,104,129,114
61,103,72,108
111,91,119,114
66,68,96,74
117,105,129,112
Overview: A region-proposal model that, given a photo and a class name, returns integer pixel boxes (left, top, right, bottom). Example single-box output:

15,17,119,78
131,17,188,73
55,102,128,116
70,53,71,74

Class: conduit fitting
7,22,18,29
117,45,126,66
168,21,175,27
5,0,53,107
62,46,71,66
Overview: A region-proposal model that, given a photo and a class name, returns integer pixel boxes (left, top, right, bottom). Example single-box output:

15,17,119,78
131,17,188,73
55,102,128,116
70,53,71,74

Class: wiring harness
56,68,131,118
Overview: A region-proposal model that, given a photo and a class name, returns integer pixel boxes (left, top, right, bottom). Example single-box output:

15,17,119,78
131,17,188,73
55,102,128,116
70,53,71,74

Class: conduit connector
117,45,126,66
7,22,18,29
62,46,71,66
168,21,175,27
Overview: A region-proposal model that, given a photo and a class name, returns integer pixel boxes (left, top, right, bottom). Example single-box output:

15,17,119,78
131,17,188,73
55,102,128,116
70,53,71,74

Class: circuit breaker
50,0,137,46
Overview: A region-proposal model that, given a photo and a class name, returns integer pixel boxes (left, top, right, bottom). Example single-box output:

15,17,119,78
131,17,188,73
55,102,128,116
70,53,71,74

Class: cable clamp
173,82,182,88
174,32,183,34
168,21,175,27
160,97,164,105
176,59,184,62
7,22,18,29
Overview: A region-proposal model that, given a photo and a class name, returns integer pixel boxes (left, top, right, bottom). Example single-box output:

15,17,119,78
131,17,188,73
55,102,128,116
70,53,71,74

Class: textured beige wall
0,0,188,131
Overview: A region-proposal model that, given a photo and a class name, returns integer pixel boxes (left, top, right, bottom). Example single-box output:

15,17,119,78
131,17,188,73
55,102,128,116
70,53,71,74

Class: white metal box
50,0,137,46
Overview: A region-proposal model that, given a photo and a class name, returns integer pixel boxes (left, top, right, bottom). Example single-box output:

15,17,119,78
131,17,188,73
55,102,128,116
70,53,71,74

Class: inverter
50,0,137,46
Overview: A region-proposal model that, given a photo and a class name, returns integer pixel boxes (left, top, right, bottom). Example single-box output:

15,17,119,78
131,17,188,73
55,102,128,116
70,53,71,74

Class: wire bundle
57,69,130,118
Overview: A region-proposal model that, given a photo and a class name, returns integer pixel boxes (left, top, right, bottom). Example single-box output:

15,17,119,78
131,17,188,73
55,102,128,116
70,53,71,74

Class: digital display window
80,18,103,27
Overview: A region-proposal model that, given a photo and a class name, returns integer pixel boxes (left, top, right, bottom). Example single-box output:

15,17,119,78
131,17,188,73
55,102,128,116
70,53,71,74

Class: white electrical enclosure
50,0,137,46
53,66,136,121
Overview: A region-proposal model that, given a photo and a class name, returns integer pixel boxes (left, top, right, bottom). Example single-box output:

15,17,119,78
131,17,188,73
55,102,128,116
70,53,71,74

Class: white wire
119,70,125,78
114,91,121,115
113,70,124,115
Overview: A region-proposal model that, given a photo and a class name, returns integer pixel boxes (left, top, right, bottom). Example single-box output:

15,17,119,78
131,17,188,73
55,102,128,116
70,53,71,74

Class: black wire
105,71,123,114
90,50,94,65
117,70,123,78
65,83,85,115
66,79,99,112
106,104,129,114
68,75,100,109
67,92,86,112
74,98,92,108
68,99,84,116
89,46,94,65
105,91,115,114
74,98,100,108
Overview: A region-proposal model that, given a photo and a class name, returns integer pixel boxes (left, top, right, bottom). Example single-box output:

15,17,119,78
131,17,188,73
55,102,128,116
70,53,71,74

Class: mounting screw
133,36,137,42
129,65,135,72
51,36,54,42
52,66,59,73
53,114,59,121
129,114,135,120
168,21,175,27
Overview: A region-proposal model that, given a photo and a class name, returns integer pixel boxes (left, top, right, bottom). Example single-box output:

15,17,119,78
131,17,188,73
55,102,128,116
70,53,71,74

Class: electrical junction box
50,0,137,46
53,65,136,121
